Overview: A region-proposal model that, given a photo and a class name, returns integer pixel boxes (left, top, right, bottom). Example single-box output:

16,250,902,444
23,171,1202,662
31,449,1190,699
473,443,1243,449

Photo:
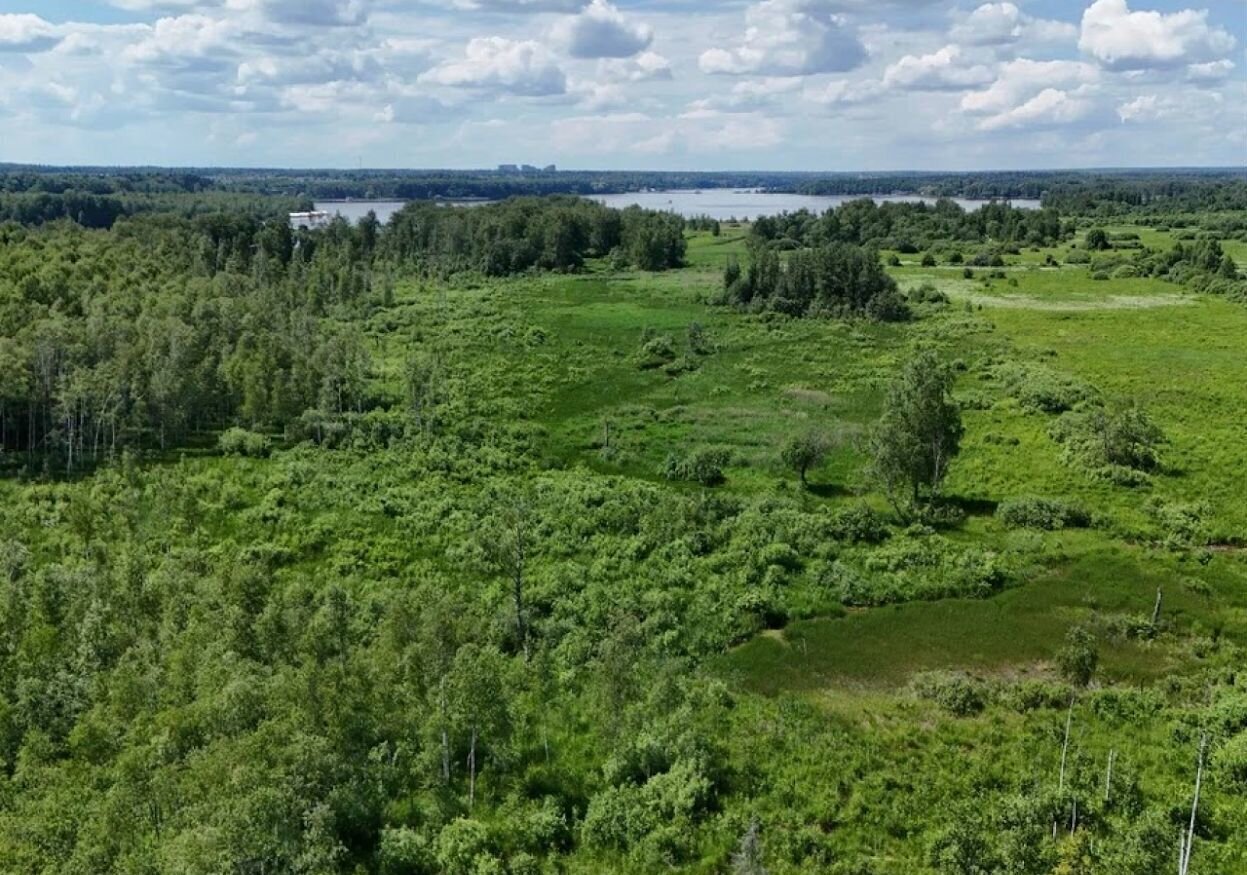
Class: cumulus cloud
882,45,994,90
1079,0,1236,71
686,77,802,113
551,0,651,59
108,1,227,10
962,58,1099,114
977,87,1093,130
1186,59,1234,83
0,14,62,53
446,0,584,10
237,39,432,89
121,14,239,74
420,37,567,96
699,0,867,77
551,108,784,155
804,77,885,106
951,3,1077,48
961,58,1100,130
598,51,672,83
1116,94,1164,122
256,0,371,27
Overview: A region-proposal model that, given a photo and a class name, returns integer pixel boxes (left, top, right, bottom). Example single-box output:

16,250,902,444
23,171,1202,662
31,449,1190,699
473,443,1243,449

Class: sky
0,0,1243,170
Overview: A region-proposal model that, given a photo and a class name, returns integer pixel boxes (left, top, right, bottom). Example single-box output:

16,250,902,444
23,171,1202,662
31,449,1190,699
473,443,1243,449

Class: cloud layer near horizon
0,0,1242,168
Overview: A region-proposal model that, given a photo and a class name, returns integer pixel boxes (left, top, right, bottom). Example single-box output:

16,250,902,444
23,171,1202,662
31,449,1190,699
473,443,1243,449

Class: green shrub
218,427,271,458
638,335,676,369
1050,405,1165,477
1215,732,1247,788
827,504,888,544
435,819,495,875
997,497,1091,530
1001,680,1071,713
907,282,949,305
1056,626,1098,687
1144,498,1211,547
662,447,732,486
911,671,988,717
995,362,1098,414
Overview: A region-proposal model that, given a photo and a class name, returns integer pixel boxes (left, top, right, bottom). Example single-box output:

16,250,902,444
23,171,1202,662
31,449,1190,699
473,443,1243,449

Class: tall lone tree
781,428,833,487
869,350,963,517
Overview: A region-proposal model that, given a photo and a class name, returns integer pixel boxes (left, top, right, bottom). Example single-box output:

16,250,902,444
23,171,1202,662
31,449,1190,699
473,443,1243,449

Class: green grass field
366,227,1247,703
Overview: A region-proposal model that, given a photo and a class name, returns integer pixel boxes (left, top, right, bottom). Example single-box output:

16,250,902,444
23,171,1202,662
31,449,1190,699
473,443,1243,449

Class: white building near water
290,210,332,230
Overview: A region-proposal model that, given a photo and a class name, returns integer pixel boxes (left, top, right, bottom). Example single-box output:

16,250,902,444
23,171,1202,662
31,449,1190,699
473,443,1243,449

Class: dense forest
0,197,684,468
1,172,1246,873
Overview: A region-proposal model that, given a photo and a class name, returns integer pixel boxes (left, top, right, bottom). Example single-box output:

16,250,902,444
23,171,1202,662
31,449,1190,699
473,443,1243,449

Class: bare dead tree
1055,695,1075,839
1179,733,1208,875
1105,748,1117,804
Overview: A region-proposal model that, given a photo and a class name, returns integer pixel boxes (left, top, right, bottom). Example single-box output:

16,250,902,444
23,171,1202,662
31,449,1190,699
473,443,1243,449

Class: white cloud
1186,59,1234,83
961,58,1101,130
699,0,867,77
804,77,885,106
882,45,994,91
420,37,567,96
551,0,651,59
951,3,1076,48
1117,94,1163,122
977,87,1094,131
1116,90,1225,125
446,0,584,10
0,14,61,53
962,58,1099,115
551,108,784,155
687,77,802,112
256,0,371,27
108,1,227,9
1079,0,1236,71
598,51,672,83
121,15,238,65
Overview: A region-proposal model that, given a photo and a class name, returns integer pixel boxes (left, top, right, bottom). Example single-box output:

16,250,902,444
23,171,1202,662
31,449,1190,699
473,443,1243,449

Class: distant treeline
4,165,1244,215
1041,176,1247,214
0,189,310,229
767,168,1247,206
749,198,1067,251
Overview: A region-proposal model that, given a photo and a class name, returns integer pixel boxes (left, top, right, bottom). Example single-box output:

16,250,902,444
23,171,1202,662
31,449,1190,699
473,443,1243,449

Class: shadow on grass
806,482,853,499
946,495,1000,517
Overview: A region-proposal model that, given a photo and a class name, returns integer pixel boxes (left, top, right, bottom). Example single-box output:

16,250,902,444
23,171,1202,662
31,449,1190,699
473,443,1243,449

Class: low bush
997,497,1091,531
911,671,988,716
1050,404,1165,479
218,427,271,458
662,447,732,486
1144,498,1211,548
637,335,676,370
907,282,950,305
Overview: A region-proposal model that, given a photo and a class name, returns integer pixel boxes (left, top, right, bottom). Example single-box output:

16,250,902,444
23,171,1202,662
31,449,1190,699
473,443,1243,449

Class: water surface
593,190,1041,220
315,190,1042,225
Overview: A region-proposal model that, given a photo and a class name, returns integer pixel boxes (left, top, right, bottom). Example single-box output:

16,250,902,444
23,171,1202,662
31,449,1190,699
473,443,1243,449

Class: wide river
316,190,1041,224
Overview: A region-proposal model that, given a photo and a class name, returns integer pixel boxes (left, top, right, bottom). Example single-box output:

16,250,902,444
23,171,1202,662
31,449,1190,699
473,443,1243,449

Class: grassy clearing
367,228,1247,708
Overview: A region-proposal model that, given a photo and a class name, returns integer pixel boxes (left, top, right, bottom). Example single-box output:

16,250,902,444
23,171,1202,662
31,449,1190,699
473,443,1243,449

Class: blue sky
0,0,1243,169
